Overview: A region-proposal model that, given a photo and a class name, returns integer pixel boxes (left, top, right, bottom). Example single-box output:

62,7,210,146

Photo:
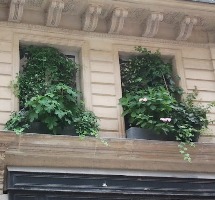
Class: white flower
160,118,165,122
160,118,172,122
139,98,147,102
166,118,172,122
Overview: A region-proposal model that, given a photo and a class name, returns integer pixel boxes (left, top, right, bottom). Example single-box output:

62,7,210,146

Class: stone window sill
1,131,215,173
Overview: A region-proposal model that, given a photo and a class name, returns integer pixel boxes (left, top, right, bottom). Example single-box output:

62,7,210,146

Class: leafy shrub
119,46,215,162
119,86,175,133
5,46,99,138
17,46,78,108
120,46,182,97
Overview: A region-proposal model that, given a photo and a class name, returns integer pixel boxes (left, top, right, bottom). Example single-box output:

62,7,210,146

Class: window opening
119,47,182,136
5,44,99,138
118,47,213,162
15,46,80,109
61,51,81,96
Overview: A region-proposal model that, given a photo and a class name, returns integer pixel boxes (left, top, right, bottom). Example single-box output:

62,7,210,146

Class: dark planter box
26,122,78,136
126,127,176,141
126,127,199,142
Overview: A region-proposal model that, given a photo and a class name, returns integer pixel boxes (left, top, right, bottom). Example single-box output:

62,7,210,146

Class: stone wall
1,131,215,197
0,1,215,200
0,30,13,131
0,24,215,139
182,47,215,137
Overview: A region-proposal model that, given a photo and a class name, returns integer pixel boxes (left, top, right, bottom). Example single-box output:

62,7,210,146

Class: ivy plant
5,46,100,138
120,46,183,97
119,46,215,162
17,46,78,108
119,86,176,133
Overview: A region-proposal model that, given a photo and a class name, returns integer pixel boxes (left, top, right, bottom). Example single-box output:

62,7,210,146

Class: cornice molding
177,16,198,41
0,21,211,49
8,0,25,23
82,4,102,32
113,0,215,13
46,0,64,27
2,0,215,41
2,0,215,32
142,12,163,38
108,7,128,34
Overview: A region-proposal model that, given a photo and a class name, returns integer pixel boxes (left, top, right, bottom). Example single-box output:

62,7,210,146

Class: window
18,45,79,110
61,50,81,95
118,47,183,140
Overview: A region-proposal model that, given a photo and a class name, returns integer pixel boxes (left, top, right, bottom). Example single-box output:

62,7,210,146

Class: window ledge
1,131,215,173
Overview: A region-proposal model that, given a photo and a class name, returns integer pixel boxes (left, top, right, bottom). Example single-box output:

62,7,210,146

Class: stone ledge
199,135,215,143
0,194,8,200
1,131,215,173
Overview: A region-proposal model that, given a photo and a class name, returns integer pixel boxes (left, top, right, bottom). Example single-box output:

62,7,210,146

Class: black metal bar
6,170,215,200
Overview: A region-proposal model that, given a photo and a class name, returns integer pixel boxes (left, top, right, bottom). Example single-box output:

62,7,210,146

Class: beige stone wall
182,47,215,137
0,30,13,130
0,24,215,139
88,39,124,138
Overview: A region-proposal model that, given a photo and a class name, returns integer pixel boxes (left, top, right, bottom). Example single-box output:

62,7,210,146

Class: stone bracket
8,0,25,23
82,4,102,32
108,8,128,34
142,13,163,38
46,0,64,27
176,16,198,41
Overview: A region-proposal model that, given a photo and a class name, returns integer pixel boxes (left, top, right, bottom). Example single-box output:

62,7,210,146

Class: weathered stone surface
0,131,215,173
0,20,215,138
0,132,18,194
0,131,215,197
0,1,214,199
0,194,8,200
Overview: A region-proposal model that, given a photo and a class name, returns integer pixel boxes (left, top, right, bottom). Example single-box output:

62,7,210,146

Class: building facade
0,0,215,199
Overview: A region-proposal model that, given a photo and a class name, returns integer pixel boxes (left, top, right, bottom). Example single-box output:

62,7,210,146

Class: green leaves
28,112,38,122
119,46,215,162
44,117,57,130
17,46,78,109
6,45,99,138
4,110,30,134
7,82,99,137
120,46,181,97
150,105,156,110
24,84,79,133
119,86,175,133
55,110,66,119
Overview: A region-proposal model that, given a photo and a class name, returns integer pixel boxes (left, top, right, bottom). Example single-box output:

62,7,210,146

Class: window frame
12,33,92,112
113,45,187,136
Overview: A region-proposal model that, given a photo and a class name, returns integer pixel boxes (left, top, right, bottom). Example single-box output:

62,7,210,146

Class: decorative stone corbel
8,0,25,23
108,8,128,34
82,4,102,32
46,0,64,27
142,13,163,38
176,16,198,41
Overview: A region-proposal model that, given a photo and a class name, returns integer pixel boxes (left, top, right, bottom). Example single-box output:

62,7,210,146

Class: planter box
26,122,78,136
126,127,199,142
126,127,176,141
